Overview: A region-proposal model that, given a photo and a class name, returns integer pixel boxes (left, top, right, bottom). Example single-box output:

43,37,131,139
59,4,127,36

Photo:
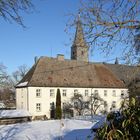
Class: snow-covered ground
0,119,96,140
0,110,31,118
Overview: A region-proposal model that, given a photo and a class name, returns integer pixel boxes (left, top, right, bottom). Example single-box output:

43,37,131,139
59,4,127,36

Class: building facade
16,86,127,118
16,18,139,119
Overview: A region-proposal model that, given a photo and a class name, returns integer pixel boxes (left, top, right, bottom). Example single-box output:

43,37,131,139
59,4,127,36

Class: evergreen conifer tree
55,89,62,119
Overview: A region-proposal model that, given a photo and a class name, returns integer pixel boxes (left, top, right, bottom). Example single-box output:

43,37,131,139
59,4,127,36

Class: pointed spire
73,12,87,48
71,12,89,62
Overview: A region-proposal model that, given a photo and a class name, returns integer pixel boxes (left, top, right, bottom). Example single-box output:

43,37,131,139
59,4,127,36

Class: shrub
95,97,140,140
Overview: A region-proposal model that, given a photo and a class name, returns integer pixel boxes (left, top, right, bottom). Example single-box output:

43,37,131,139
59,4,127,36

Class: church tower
71,15,89,62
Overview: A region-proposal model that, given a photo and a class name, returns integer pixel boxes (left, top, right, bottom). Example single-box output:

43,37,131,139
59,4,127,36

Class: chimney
34,56,38,64
115,57,119,64
57,54,64,61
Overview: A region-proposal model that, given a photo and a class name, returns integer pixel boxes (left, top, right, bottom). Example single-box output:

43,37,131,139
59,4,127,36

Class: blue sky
0,0,118,74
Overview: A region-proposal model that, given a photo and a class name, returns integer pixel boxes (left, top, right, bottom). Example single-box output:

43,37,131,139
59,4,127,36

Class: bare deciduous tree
90,94,105,115
0,63,15,107
0,0,33,27
12,64,29,84
0,88,15,106
69,0,140,63
62,102,73,118
70,93,106,116
71,93,89,116
0,63,11,88
0,63,7,85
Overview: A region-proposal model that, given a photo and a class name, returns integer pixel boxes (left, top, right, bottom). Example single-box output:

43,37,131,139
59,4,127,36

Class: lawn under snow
0,110,31,118
0,119,96,140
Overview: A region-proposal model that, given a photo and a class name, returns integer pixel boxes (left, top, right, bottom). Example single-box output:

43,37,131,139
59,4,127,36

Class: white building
16,86,127,118
16,18,139,119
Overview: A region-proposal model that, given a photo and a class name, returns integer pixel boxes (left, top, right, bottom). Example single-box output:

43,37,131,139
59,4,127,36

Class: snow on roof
16,81,28,87
0,109,31,118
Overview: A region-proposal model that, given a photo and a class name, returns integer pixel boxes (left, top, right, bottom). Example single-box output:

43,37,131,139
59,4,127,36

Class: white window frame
50,89,55,97
112,101,116,108
85,90,88,96
104,101,107,108
94,90,98,96
104,90,107,96
121,90,124,97
36,89,41,97
50,102,55,110
36,103,41,112
112,90,116,97
74,89,78,96
62,89,67,97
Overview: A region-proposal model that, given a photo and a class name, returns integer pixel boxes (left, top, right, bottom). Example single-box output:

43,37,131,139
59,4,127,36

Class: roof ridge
105,63,137,67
